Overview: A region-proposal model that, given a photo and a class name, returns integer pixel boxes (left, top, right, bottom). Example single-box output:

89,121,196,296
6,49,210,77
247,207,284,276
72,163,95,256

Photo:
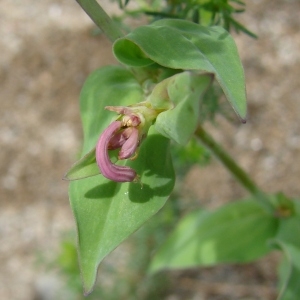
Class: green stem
195,124,273,212
76,0,123,43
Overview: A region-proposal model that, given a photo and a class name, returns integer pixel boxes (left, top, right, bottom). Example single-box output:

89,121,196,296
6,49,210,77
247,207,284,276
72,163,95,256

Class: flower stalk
75,0,123,43
195,124,274,213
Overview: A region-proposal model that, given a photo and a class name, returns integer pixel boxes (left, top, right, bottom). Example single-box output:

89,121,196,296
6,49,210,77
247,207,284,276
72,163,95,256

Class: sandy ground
1,0,300,299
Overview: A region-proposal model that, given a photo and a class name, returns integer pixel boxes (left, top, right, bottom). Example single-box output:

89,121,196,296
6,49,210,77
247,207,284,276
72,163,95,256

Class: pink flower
95,102,158,182
95,121,139,182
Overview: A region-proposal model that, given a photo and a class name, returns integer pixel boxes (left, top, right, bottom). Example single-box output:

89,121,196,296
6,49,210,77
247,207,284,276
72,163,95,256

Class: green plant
63,1,300,299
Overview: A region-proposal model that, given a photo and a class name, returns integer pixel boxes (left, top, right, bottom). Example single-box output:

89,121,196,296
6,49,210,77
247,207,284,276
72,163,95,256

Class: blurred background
1,0,300,299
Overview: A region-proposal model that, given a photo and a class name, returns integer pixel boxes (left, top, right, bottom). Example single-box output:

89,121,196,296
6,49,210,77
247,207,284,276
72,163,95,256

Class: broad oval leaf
68,66,175,294
113,19,247,121
70,128,174,294
149,199,278,273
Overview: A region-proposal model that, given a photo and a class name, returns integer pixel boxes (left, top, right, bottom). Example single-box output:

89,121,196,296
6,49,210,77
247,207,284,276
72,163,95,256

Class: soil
1,0,300,299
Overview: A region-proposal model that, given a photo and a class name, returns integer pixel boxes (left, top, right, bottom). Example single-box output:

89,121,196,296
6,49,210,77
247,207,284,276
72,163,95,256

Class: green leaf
154,72,213,145
64,147,99,180
69,66,175,294
70,129,174,294
228,16,258,39
272,204,300,300
149,199,278,273
277,241,300,300
113,19,247,120
275,240,300,300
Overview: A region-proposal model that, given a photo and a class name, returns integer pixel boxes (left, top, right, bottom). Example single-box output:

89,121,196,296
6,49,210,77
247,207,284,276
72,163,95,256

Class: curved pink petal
118,127,139,160
108,127,133,150
96,121,137,182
